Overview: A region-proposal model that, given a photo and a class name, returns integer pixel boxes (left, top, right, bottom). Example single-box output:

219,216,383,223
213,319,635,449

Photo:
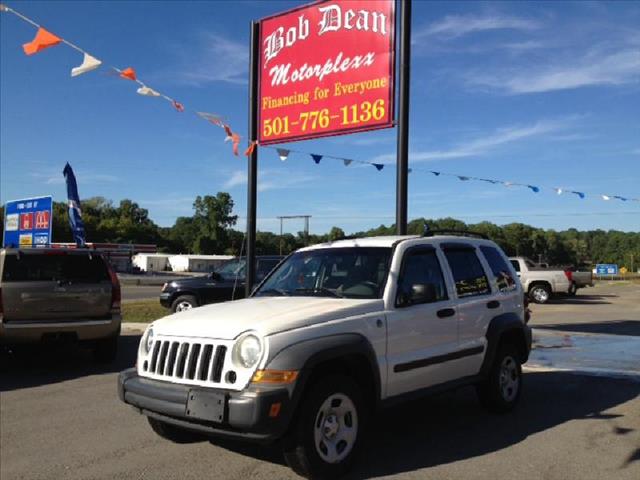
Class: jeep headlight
233,334,262,369
142,326,154,354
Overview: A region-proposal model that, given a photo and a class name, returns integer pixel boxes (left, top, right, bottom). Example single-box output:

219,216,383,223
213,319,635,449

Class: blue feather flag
63,162,86,247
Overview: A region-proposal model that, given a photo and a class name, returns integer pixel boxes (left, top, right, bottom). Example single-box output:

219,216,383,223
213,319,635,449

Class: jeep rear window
255,247,391,299
480,246,517,292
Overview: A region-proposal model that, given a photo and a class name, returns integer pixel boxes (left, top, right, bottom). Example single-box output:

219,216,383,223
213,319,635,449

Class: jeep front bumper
117,369,293,443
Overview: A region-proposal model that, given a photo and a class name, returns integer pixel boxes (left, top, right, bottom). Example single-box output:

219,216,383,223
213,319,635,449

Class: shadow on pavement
0,334,141,392
212,372,640,478
536,320,640,336
547,294,614,305
350,372,639,478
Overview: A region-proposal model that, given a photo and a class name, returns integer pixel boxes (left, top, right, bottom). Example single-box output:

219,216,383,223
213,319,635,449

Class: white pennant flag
602,195,611,201
137,86,161,97
71,53,102,77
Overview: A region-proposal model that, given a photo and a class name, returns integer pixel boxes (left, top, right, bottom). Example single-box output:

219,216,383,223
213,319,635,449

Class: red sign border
257,0,396,146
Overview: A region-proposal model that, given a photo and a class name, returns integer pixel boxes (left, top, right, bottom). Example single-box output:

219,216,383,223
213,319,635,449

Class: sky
1,0,639,235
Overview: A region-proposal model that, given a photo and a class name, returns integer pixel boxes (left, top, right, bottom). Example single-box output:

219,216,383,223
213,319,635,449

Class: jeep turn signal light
252,369,298,384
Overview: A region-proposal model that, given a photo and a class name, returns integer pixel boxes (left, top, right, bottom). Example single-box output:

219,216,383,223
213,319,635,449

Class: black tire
147,417,205,444
171,295,198,313
92,334,118,363
476,343,523,413
283,375,368,480
529,284,551,304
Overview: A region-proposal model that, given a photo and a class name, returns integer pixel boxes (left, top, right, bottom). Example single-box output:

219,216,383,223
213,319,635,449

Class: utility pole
395,0,412,235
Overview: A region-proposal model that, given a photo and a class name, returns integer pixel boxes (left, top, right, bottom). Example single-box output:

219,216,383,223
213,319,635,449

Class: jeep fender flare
480,313,532,377
266,333,382,411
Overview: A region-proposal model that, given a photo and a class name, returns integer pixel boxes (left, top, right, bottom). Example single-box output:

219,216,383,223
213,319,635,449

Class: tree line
1,193,638,270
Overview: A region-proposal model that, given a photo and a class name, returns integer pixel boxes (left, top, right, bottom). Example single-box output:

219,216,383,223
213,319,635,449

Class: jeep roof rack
422,229,488,240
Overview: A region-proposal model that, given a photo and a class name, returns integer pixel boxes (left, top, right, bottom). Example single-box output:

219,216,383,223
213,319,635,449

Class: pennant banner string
259,145,639,203
2,3,639,193
2,3,242,155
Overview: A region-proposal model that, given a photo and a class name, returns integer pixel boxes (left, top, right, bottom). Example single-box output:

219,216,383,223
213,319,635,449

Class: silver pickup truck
509,257,574,304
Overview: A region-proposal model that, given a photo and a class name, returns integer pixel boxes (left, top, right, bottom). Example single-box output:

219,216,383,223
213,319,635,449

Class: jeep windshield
254,247,391,299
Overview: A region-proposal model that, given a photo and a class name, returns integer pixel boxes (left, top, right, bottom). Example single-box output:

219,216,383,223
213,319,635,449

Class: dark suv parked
0,248,121,362
159,255,283,312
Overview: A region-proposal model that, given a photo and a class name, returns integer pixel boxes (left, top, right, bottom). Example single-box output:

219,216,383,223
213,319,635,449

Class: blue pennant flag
372,163,384,171
458,176,470,181
311,154,322,164
571,191,585,199
527,185,540,193
430,171,440,176
63,162,86,247
613,196,628,201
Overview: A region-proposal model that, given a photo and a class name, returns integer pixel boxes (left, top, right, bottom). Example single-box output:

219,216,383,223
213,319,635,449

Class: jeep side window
480,246,517,292
443,248,491,297
510,260,521,272
396,249,448,307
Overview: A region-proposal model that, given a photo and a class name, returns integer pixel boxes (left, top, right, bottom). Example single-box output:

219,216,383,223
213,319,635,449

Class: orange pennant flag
172,100,185,112
23,27,62,56
120,67,137,81
231,133,241,156
244,141,257,157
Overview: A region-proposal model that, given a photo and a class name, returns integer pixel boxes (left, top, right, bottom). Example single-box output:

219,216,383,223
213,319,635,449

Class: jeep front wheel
476,344,522,413
283,375,367,479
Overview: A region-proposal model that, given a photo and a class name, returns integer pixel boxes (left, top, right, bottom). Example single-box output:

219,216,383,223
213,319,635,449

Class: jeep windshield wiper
293,287,343,298
256,288,288,296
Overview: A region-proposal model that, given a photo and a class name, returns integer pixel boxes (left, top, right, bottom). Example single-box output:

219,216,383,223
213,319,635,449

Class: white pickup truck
119,233,531,479
509,256,575,304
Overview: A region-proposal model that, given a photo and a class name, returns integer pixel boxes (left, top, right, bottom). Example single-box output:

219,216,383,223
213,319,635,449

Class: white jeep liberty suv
118,231,531,479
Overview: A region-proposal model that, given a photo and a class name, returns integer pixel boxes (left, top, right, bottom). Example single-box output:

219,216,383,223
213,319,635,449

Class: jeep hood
151,296,383,339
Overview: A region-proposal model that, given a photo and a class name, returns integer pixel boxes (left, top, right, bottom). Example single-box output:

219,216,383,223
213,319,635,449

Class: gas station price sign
258,0,396,145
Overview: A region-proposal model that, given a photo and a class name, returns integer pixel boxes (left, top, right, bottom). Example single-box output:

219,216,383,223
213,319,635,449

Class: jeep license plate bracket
185,389,226,423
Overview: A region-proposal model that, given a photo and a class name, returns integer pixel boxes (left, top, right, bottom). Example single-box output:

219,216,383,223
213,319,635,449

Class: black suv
159,256,283,312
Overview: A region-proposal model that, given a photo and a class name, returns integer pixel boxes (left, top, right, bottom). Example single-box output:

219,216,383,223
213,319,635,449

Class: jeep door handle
437,308,456,318
487,300,500,309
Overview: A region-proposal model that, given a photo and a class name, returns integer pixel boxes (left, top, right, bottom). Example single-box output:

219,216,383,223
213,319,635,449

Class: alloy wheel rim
313,393,358,464
533,288,549,302
499,356,519,402
176,301,193,312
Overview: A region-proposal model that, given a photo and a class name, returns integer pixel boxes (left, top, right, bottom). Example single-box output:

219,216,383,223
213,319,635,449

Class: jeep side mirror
397,283,438,307
410,283,437,304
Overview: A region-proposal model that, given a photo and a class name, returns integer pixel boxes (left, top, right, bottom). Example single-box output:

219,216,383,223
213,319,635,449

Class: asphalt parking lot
1,282,639,480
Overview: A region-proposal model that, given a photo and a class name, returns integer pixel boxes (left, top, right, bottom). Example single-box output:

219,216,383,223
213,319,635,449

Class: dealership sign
3,196,53,248
258,0,395,144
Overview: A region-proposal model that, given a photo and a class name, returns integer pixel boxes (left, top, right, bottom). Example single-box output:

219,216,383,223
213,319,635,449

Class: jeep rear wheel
147,417,204,444
283,375,367,479
476,344,523,413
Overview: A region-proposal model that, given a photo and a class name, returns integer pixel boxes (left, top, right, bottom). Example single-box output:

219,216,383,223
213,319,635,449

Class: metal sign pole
395,0,411,235
246,21,260,296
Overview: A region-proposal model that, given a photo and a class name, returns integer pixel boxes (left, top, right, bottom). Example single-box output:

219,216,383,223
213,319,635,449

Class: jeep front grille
143,339,228,384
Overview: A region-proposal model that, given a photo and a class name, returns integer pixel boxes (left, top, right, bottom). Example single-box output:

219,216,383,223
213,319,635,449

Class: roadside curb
122,322,150,333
